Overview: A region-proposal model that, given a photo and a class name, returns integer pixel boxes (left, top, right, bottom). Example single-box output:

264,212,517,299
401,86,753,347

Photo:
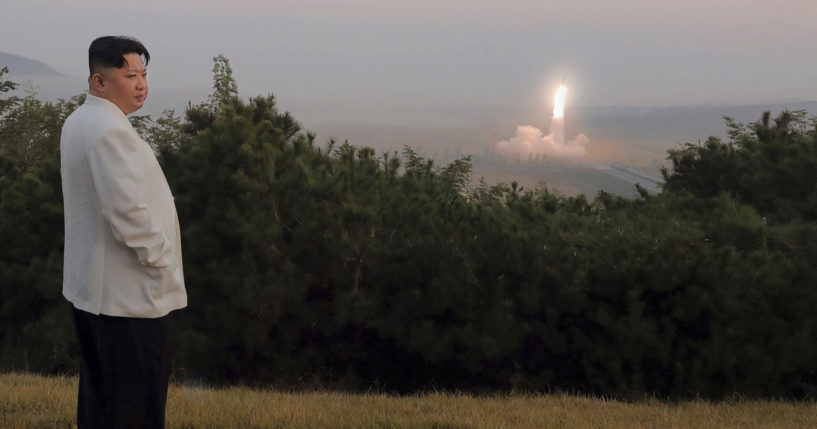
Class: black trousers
72,307,173,429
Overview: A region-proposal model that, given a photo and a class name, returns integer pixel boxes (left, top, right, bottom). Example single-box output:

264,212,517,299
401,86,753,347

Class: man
60,36,186,428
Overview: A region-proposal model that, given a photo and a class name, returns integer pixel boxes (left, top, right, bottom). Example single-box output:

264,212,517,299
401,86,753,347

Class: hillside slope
0,51,61,76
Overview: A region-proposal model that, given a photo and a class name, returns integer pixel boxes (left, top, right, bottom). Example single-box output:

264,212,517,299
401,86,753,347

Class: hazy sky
3,0,817,125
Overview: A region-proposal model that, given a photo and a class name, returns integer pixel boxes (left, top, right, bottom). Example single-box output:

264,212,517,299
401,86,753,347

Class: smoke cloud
496,124,588,158
496,84,588,158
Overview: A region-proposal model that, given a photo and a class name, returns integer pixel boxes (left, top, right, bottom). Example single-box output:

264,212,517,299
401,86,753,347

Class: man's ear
90,72,105,92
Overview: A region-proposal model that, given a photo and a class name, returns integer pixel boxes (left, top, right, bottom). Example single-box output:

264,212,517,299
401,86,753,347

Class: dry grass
3,372,817,428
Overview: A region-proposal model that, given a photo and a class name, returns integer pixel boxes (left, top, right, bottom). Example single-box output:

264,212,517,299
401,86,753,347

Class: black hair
88,36,150,77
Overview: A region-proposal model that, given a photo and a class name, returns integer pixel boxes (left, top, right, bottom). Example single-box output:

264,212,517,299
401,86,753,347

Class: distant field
471,160,646,198
3,373,817,428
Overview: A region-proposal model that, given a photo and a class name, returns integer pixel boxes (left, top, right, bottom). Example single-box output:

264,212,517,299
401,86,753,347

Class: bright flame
553,84,567,118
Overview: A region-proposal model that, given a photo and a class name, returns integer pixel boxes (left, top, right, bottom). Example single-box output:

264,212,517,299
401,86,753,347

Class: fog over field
6,63,816,197
3,0,816,196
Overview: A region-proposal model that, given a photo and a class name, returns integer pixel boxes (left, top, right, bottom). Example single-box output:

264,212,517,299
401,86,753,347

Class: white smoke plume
496,83,588,158
496,125,588,158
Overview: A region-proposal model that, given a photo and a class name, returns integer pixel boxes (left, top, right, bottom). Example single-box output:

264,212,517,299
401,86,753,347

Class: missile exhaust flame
495,79,588,159
553,84,567,119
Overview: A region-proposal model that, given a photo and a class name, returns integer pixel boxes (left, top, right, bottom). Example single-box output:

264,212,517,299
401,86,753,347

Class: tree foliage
0,78,83,373
0,67,19,116
209,54,239,110
663,110,817,222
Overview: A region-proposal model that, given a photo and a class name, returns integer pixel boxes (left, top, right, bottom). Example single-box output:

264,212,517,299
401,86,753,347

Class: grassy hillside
2,372,817,428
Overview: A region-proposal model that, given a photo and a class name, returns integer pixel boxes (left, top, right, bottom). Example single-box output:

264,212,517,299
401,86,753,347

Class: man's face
92,53,148,115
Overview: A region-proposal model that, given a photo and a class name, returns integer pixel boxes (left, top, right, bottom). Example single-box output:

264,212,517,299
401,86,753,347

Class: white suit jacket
60,94,186,318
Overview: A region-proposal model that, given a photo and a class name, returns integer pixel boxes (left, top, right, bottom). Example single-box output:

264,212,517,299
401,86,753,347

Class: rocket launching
553,81,567,119
551,81,568,145
495,78,587,158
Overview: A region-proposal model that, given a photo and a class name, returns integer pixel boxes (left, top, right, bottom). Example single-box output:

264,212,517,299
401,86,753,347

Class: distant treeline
1,60,817,399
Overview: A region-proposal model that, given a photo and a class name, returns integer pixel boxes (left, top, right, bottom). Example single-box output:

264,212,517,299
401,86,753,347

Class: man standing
60,36,186,428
